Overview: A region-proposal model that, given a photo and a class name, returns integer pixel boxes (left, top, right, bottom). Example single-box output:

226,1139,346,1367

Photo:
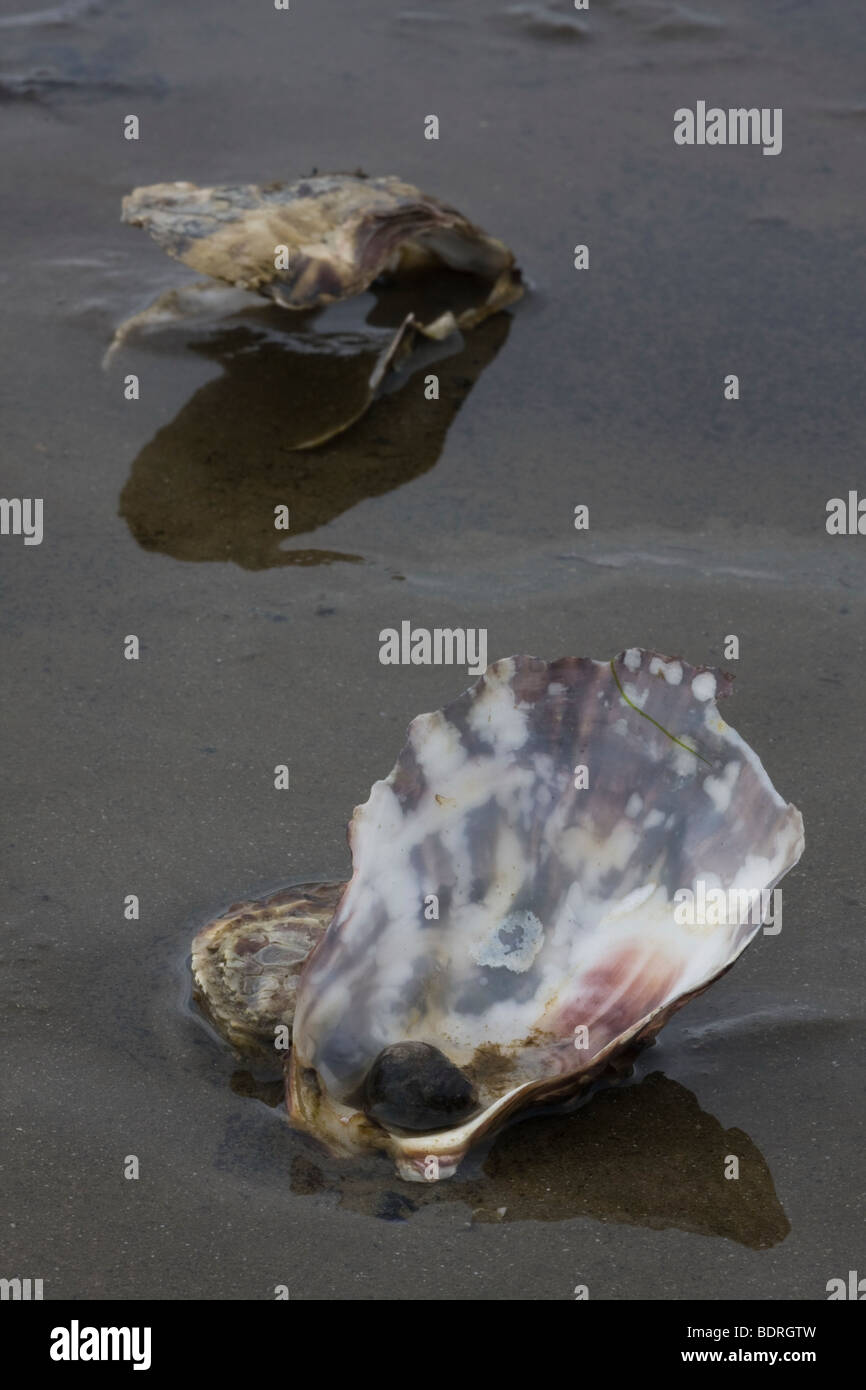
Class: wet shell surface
116,173,523,445
121,173,522,326
284,650,804,1180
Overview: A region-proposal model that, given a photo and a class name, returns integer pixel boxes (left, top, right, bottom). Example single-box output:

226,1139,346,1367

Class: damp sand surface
1,0,865,1299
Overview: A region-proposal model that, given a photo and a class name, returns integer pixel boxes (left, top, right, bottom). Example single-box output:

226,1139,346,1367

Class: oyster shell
286,650,804,1180
191,882,342,1060
114,174,523,443
121,174,521,322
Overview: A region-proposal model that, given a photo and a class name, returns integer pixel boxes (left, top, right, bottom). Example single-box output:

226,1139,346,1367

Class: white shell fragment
287,651,804,1181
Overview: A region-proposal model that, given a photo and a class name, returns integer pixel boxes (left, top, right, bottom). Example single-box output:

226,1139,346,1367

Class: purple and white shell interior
289,650,804,1176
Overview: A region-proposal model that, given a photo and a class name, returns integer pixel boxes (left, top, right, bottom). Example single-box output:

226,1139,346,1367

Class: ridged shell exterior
191,882,342,1058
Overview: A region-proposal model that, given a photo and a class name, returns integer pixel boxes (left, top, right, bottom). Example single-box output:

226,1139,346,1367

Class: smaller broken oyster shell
121,174,522,326
113,174,523,445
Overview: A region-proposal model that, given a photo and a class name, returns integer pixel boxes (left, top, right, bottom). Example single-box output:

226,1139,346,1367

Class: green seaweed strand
609,658,712,767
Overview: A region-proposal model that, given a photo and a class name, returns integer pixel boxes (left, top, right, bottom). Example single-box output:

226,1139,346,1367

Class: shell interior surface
289,651,804,1179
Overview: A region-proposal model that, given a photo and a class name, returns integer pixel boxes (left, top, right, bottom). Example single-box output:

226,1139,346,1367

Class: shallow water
2,0,864,1299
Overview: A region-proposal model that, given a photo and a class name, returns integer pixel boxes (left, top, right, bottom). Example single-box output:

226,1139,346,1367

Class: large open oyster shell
286,650,804,1180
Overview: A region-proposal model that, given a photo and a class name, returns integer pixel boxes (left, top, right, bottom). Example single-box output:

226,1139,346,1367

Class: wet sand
1,0,864,1298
